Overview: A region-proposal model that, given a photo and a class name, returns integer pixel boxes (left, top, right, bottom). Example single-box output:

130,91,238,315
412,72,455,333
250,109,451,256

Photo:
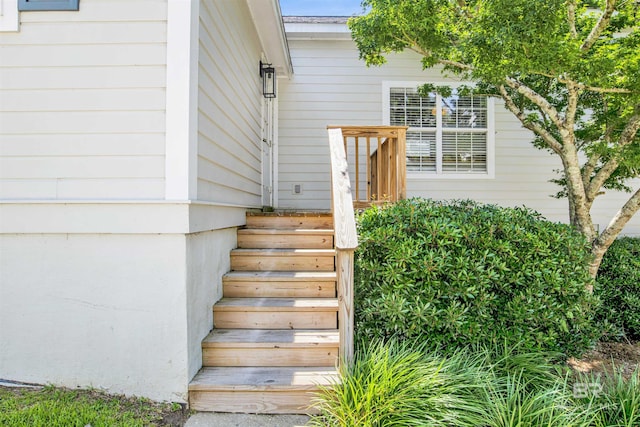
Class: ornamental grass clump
311,341,605,427
355,198,600,356
310,340,482,427
573,367,640,427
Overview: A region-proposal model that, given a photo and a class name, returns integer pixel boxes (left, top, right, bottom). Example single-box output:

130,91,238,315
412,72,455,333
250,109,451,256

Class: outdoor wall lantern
260,61,276,99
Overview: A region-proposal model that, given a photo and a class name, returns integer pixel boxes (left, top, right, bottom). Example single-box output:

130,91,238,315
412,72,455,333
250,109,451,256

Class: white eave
283,17,352,41
246,0,293,77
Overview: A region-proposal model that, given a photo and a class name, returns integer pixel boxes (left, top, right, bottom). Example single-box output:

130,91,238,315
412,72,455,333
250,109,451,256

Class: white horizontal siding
278,39,640,236
196,0,263,207
0,0,167,201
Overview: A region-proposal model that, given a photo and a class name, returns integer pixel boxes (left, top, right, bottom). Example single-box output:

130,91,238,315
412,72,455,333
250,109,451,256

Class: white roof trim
246,0,293,77
284,21,352,41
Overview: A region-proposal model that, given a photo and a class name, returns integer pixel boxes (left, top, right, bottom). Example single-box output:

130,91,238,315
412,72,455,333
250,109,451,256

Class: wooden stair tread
231,248,335,256
203,329,339,347
214,298,338,311
246,212,333,216
223,271,336,281
189,367,338,391
238,228,333,235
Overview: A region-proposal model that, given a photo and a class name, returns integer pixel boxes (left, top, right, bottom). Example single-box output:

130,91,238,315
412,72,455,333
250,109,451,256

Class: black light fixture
260,61,276,99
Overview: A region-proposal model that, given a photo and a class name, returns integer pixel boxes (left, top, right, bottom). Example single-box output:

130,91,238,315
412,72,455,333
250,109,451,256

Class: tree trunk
560,133,596,241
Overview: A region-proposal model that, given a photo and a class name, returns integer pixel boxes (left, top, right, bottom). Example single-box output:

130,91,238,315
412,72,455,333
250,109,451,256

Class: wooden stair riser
230,251,335,272
188,366,338,414
189,390,321,414
203,347,338,367
246,214,333,230
237,230,334,249
214,311,337,330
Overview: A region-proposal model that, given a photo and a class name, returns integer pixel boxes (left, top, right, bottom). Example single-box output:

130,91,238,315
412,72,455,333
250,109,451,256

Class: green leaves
354,199,600,356
595,237,640,340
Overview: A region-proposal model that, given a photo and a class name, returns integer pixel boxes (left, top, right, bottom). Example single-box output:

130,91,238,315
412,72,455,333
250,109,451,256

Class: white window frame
0,0,19,32
383,81,495,179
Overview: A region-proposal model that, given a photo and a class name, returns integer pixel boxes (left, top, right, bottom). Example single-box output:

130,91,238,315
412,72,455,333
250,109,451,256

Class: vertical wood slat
397,128,407,200
355,137,360,204
390,137,397,201
376,138,382,201
366,137,371,202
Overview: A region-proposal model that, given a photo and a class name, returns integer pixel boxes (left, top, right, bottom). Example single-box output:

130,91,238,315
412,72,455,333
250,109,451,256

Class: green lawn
0,385,189,427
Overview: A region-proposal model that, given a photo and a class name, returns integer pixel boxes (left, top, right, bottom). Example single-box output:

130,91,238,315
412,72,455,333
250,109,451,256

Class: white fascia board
285,22,352,40
246,0,293,78
0,201,249,234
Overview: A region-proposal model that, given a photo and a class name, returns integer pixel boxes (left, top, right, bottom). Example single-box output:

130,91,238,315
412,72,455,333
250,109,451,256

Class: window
18,0,79,11
384,82,495,178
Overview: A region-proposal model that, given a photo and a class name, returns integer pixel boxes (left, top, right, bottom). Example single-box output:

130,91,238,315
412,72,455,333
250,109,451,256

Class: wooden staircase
188,212,340,414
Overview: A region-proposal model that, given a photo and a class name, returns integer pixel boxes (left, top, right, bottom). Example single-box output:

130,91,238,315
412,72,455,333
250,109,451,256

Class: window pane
442,132,487,172
389,87,435,127
442,94,487,129
406,131,436,172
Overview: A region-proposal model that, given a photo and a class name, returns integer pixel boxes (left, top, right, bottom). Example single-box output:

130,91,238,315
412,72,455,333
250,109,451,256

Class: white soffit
284,17,351,41
246,0,293,77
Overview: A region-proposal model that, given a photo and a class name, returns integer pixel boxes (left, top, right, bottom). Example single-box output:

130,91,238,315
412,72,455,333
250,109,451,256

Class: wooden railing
327,127,358,365
327,126,408,208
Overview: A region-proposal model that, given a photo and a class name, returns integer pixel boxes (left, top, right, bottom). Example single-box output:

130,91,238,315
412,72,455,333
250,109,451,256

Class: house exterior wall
197,0,264,207
185,228,236,381
0,0,271,403
0,0,167,200
278,38,640,236
0,233,190,402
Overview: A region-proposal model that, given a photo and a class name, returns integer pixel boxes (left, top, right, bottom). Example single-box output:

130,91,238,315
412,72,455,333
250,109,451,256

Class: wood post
336,249,354,364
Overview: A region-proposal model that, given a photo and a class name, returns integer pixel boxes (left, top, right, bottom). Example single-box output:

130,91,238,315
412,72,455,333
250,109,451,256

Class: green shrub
595,237,640,341
355,198,600,356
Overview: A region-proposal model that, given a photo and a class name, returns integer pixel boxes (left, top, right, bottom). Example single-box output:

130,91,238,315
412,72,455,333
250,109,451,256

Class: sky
279,0,364,16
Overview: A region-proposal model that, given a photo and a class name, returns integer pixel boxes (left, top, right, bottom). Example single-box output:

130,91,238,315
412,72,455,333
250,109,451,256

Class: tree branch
586,105,640,200
498,85,564,154
410,46,474,71
567,0,578,38
582,154,601,191
565,81,580,129
505,78,564,130
437,58,474,70
597,187,640,246
530,71,632,94
455,0,473,19
590,186,640,276
579,86,633,94
581,0,617,51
